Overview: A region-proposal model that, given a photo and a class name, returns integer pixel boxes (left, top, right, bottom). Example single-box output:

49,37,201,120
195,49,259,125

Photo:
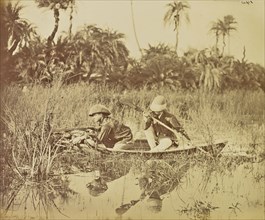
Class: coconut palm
35,0,73,46
209,21,221,55
1,1,37,83
68,0,75,39
3,1,37,56
223,15,237,54
164,0,190,55
130,0,143,56
217,15,237,56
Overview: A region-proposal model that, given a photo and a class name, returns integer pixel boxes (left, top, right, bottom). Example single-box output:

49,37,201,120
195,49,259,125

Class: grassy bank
1,83,264,142
1,83,264,180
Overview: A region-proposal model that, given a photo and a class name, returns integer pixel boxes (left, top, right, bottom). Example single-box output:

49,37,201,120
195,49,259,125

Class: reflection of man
137,160,189,213
137,176,163,213
145,191,162,213
115,160,189,215
86,176,108,197
86,160,131,197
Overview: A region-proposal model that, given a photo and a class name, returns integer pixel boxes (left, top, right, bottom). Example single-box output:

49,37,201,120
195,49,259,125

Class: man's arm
97,124,112,145
169,116,191,141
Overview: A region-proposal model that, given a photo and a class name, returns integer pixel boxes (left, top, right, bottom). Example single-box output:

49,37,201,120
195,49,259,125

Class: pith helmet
89,104,111,116
150,95,167,112
146,191,162,213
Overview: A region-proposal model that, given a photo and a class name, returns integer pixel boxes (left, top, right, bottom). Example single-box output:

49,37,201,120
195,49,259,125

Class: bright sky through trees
20,0,264,66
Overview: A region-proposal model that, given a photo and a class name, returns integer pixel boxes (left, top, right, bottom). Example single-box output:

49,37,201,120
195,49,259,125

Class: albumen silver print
0,0,264,219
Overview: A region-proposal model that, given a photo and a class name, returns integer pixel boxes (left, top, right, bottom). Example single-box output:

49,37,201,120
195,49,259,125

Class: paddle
119,101,191,141
115,199,141,215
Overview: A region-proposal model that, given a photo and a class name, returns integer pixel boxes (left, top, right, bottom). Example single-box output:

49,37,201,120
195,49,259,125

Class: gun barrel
52,126,98,134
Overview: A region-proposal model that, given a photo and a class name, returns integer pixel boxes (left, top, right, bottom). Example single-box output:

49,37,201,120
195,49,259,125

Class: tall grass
1,81,64,181
1,83,264,180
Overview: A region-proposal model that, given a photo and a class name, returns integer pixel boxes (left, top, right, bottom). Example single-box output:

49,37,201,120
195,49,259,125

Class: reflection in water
86,176,108,197
1,155,264,220
0,175,77,219
115,159,190,215
86,156,131,197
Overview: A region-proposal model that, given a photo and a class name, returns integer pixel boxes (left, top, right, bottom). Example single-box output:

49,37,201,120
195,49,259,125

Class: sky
18,0,265,66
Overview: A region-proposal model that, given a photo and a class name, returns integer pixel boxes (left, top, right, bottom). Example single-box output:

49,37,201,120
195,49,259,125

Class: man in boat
86,104,133,150
143,95,190,152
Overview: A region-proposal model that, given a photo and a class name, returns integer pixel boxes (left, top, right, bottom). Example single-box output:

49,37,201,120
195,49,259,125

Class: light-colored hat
146,197,162,213
89,104,111,116
150,95,167,112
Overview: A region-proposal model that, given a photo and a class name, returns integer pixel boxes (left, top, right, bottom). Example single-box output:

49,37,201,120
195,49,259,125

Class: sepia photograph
0,0,264,219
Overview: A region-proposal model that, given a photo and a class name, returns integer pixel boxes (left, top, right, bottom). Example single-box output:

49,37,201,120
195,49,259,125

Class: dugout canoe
96,139,227,156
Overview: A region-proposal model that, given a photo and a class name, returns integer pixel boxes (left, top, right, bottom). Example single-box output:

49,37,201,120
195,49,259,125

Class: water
1,156,264,220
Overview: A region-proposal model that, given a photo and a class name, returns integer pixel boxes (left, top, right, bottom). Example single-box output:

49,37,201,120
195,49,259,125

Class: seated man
88,104,133,150
143,95,190,152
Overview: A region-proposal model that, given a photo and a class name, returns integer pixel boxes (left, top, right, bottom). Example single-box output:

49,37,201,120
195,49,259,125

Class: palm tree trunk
69,2,74,39
174,14,180,56
175,28,179,56
130,0,143,56
228,35,230,55
221,34,226,56
215,33,219,55
47,8,60,47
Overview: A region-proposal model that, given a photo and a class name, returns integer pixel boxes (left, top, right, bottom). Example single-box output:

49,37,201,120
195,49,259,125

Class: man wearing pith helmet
88,104,133,149
143,95,190,152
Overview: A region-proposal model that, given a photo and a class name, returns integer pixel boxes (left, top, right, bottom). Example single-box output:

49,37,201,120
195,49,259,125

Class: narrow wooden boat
99,139,227,156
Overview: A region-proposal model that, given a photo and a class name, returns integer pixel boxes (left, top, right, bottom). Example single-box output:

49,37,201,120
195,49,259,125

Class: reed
1,82,264,181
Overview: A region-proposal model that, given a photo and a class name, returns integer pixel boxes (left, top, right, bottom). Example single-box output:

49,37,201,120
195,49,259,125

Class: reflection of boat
99,139,227,156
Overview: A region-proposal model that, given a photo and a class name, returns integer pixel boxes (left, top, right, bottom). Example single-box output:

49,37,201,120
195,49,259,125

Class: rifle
119,101,191,141
52,126,99,134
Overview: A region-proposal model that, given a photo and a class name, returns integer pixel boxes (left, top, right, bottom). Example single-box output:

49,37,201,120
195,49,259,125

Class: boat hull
103,139,227,156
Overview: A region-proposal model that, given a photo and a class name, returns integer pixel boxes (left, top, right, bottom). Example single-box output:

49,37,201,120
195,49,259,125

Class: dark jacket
97,117,133,148
144,110,184,140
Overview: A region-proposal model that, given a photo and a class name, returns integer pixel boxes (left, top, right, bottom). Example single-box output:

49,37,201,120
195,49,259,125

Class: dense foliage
0,1,264,92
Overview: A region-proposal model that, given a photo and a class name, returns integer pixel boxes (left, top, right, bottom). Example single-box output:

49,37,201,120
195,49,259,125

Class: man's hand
143,112,151,123
84,138,96,147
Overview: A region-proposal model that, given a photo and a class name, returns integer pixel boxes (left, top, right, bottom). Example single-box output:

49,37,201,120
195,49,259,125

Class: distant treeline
0,1,264,92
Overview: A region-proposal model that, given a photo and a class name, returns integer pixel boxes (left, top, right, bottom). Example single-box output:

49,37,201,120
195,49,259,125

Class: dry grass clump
1,82,264,182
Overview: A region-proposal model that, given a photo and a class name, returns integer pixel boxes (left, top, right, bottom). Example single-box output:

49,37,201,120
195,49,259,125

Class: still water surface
1,157,264,220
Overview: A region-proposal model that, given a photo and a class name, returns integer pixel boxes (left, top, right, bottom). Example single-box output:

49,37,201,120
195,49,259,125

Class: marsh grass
1,83,264,181
1,81,64,181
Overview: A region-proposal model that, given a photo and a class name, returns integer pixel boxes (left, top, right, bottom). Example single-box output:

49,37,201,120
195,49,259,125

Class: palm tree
1,1,37,83
35,0,73,46
195,49,223,91
130,0,143,56
217,15,237,56
223,15,237,54
164,0,190,55
3,1,37,56
209,21,221,55
68,0,75,39
68,25,129,83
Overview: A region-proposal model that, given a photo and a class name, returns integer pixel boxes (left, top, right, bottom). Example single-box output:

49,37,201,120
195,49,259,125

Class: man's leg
144,126,157,149
150,137,172,152
113,142,134,150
